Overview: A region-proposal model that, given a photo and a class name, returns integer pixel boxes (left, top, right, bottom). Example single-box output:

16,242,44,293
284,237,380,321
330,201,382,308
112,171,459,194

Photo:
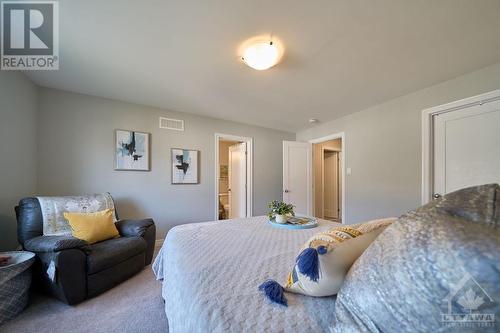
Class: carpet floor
1,266,168,333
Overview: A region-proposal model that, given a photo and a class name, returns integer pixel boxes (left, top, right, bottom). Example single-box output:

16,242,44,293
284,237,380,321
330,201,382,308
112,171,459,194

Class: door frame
421,89,500,205
308,132,346,224
214,133,253,220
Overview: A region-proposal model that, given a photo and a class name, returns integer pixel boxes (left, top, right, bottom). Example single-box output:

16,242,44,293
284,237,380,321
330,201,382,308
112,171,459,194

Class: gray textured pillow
332,184,500,333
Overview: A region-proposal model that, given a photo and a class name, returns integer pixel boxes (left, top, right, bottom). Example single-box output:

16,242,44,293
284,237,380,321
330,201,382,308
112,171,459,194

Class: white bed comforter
153,216,339,333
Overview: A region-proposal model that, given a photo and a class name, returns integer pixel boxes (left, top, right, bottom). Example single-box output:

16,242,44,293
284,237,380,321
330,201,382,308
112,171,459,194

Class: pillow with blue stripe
259,218,396,306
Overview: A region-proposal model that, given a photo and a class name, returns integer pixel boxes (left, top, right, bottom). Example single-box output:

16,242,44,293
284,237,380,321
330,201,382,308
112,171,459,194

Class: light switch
347,167,352,175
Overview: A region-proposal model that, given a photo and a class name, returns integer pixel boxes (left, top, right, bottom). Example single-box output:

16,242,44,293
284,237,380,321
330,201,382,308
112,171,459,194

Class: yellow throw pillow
63,209,119,244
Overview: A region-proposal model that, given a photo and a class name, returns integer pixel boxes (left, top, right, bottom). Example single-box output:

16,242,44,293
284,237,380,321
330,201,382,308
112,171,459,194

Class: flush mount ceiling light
240,36,283,71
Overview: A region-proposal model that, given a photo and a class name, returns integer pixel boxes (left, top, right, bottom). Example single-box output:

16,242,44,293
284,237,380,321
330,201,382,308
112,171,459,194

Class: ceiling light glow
242,40,282,70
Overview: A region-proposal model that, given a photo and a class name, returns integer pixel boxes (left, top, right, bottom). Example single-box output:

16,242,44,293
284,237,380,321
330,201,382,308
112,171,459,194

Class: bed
153,216,339,333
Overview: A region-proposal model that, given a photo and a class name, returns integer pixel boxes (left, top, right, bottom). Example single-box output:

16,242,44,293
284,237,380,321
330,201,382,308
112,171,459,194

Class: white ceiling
25,0,500,132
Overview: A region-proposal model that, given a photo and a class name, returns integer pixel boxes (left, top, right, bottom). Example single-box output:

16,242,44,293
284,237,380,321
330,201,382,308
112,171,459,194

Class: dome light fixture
241,40,282,71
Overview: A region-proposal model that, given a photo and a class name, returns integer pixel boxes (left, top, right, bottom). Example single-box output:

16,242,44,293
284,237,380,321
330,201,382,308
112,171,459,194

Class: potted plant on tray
267,201,295,224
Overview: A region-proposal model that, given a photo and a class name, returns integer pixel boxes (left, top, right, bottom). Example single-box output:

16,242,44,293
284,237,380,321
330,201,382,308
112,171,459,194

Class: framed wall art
115,130,150,171
171,148,199,184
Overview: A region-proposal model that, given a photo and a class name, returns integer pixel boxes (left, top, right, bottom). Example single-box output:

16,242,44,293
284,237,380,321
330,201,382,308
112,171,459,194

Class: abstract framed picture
115,130,150,171
171,148,199,184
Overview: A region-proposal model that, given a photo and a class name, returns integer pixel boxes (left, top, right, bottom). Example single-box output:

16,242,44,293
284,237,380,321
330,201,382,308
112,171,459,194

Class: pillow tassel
258,280,287,306
296,246,327,282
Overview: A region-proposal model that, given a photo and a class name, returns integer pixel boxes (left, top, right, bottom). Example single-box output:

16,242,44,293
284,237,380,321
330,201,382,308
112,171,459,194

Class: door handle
433,193,441,199
228,189,231,192
284,189,289,193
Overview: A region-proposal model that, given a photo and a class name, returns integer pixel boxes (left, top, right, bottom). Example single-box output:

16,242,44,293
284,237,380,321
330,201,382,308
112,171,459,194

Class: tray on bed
268,215,318,229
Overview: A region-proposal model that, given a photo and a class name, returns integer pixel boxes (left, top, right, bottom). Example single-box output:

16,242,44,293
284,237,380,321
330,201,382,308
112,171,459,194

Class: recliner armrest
24,235,90,253
115,218,154,237
116,218,156,265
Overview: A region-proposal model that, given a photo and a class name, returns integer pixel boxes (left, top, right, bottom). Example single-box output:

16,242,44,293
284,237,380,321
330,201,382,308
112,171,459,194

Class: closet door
433,99,500,197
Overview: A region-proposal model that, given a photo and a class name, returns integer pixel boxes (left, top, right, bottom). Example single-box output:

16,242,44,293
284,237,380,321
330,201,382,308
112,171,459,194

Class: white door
229,143,247,218
433,99,500,197
283,141,312,216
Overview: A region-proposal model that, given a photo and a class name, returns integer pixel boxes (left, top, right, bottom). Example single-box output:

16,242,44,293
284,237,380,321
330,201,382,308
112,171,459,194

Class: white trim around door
308,132,346,224
421,89,500,205
214,133,253,220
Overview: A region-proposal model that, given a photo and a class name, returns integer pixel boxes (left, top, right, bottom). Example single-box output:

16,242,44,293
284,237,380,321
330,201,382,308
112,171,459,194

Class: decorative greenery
267,200,295,219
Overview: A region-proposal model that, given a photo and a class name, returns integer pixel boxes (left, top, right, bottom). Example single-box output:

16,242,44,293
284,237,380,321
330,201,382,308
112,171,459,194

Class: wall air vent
159,117,184,131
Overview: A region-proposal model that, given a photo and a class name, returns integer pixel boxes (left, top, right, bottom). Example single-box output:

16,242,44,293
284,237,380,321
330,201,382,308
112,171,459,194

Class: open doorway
215,134,253,220
282,133,345,222
313,138,343,222
282,133,345,221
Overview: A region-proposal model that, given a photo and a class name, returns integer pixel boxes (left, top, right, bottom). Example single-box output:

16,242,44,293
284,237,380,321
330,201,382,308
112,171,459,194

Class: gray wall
297,62,500,224
37,88,294,239
0,72,38,251
2,61,500,247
